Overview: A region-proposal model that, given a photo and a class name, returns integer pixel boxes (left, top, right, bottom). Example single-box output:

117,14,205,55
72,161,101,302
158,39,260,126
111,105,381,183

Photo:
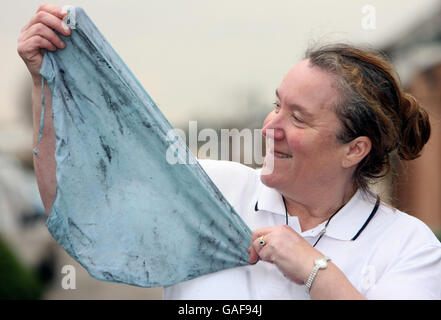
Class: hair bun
397,92,431,160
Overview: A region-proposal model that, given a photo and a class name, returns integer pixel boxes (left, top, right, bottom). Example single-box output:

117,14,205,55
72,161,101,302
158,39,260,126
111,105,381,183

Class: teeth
274,151,292,158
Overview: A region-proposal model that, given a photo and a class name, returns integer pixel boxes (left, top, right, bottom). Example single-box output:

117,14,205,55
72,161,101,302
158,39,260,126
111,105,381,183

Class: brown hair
305,43,431,191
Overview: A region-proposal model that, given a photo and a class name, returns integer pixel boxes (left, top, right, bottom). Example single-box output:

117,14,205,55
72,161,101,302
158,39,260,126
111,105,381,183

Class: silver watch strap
305,256,331,293
305,265,320,292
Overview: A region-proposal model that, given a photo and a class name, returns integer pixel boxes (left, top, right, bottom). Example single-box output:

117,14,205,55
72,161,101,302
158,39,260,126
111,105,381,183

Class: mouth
269,149,293,159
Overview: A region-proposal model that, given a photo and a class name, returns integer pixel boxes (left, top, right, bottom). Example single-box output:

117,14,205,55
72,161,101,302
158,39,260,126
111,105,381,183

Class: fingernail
62,22,70,33
61,7,67,15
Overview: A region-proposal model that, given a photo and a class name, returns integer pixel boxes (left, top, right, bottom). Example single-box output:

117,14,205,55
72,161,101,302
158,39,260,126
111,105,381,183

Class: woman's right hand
17,3,72,83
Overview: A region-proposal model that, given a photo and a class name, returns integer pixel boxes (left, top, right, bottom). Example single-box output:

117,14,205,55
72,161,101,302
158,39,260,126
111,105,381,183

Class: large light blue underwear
41,6,252,287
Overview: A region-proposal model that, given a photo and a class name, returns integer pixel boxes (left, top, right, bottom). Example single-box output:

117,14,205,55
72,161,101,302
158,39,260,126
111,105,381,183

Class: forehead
277,59,339,114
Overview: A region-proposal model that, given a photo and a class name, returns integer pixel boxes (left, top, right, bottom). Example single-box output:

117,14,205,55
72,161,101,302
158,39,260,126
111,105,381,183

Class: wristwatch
305,256,331,293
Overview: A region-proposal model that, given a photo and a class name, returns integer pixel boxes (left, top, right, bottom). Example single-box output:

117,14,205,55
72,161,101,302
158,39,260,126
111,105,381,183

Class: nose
262,113,285,141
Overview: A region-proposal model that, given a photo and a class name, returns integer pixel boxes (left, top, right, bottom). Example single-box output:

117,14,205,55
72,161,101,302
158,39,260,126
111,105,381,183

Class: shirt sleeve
365,243,441,299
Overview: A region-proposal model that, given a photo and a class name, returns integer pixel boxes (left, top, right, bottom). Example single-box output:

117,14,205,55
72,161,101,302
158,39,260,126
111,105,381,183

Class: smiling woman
261,59,351,204
306,44,431,192
166,44,441,300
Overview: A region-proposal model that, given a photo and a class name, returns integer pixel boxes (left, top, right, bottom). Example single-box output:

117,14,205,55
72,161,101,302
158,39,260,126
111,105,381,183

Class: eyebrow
275,88,314,118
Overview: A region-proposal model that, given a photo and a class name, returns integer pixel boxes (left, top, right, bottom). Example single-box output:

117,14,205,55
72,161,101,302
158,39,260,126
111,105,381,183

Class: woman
18,4,441,299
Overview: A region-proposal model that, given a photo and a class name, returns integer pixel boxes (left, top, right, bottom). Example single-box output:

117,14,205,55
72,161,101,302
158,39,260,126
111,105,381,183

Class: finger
20,23,66,49
248,246,259,264
253,239,276,264
248,232,269,264
21,3,65,32
22,5,66,33
250,238,275,265
251,226,275,242
19,35,57,57
31,35,57,52
24,10,70,37
36,3,67,19
248,232,264,264
258,246,275,263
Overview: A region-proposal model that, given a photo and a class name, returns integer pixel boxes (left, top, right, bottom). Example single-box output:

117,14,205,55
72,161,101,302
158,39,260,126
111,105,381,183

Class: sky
1,0,440,131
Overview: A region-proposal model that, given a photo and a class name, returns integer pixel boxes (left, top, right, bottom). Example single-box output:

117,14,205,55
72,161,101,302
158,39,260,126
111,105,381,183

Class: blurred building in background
382,7,441,231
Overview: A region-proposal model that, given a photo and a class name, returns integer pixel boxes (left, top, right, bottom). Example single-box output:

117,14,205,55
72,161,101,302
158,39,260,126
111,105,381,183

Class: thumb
248,246,259,265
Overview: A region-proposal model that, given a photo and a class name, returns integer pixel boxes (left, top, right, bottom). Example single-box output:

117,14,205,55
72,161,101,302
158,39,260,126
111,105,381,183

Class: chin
260,171,278,188
260,157,281,187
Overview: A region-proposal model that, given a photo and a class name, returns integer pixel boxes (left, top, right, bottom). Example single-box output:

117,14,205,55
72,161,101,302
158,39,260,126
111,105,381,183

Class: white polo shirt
164,159,441,299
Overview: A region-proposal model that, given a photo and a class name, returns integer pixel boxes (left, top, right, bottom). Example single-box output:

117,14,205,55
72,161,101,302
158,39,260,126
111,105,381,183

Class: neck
282,181,357,232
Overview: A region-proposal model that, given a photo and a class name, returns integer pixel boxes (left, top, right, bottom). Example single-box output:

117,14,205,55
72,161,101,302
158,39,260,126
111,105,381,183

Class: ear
342,136,372,168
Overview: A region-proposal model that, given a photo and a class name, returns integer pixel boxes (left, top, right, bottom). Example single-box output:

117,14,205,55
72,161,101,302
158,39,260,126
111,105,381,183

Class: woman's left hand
248,225,324,285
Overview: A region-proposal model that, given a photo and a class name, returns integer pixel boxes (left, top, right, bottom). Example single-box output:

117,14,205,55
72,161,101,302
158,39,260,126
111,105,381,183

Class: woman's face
261,59,348,195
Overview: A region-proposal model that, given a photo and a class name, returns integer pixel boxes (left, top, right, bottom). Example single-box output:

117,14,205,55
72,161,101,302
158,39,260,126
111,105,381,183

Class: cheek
320,130,341,152
286,129,337,157
286,130,309,154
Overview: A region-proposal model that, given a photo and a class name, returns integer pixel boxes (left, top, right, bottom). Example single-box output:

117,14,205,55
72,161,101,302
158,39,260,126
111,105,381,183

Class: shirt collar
323,189,378,241
254,181,379,241
254,182,287,216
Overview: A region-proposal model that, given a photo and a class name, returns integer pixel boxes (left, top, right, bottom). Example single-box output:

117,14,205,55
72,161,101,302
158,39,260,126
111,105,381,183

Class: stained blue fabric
41,6,252,287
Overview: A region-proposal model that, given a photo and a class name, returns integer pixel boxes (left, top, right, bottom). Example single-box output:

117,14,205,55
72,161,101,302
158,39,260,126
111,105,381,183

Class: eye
291,112,307,127
292,113,303,122
273,101,281,113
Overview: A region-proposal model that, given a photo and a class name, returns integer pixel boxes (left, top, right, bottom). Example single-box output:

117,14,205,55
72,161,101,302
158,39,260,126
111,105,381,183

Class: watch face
315,257,329,268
